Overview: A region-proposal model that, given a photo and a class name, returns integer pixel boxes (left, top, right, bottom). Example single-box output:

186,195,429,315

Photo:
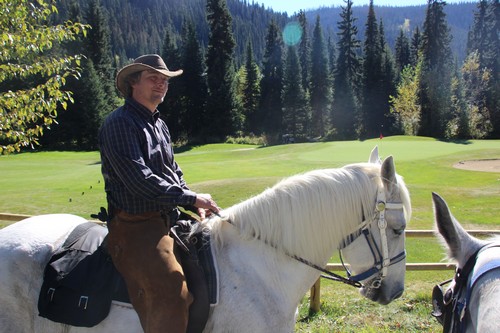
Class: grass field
1,136,499,331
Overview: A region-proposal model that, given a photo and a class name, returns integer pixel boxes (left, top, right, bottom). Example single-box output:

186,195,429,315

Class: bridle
218,183,406,289
335,186,406,289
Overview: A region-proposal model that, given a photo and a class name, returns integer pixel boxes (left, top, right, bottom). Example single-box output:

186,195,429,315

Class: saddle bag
38,222,119,327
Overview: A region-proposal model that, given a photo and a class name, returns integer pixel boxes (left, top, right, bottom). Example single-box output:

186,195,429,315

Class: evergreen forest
2,0,499,151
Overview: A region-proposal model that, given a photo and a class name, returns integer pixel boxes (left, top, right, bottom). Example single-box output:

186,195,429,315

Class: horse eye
393,228,404,236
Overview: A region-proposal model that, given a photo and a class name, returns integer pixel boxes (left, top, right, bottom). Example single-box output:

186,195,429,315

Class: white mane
207,162,409,265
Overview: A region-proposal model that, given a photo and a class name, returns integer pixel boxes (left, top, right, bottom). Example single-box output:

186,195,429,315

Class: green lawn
1,136,499,331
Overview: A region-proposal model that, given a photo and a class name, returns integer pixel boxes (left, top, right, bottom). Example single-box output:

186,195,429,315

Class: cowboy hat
116,54,183,96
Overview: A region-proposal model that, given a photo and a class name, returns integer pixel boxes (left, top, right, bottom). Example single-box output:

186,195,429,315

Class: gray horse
432,192,500,333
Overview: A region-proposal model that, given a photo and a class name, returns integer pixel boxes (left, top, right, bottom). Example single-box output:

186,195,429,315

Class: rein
217,184,405,290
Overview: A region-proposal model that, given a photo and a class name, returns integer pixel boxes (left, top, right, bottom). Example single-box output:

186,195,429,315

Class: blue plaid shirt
98,98,196,214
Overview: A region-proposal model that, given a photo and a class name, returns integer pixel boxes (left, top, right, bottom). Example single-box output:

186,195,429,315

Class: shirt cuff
181,189,197,206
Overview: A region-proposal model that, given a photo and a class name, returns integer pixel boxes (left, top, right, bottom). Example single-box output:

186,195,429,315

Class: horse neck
453,226,487,268
225,167,378,265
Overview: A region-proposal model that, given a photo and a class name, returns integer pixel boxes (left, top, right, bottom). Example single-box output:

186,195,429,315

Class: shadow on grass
437,138,472,145
298,309,321,323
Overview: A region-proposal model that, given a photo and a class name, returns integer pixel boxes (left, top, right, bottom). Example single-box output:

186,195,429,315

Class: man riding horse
98,54,220,333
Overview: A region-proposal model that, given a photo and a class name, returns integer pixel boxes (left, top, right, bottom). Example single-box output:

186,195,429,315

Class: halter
337,186,406,288
217,182,406,290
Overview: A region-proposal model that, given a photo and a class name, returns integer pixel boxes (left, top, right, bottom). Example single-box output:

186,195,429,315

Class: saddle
38,214,218,332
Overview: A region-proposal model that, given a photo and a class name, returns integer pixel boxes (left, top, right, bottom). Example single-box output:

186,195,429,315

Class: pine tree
418,0,453,137
180,22,208,143
310,15,331,138
331,0,361,140
395,28,411,73
282,45,309,140
159,29,184,142
327,34,336,79
297,10,310,93
446,68,469,139
205,0,237,141
242,41,261,134
83,0,117,110
42,1,108,150
379,21,397,136
360,0,384,139
410,26,422,67
259,20,284,142
42,58,106,150
467,0,500,137
467,0,489,65
71,59,107,149
485,0,500,137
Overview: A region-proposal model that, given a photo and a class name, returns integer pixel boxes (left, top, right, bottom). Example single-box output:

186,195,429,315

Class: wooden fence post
309,278,321,313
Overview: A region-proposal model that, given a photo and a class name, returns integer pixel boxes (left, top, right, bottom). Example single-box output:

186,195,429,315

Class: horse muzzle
361,279,404,305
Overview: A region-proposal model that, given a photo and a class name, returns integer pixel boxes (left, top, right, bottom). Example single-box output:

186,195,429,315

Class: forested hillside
56,0,474,66
307,2,476,63
3,0,497,154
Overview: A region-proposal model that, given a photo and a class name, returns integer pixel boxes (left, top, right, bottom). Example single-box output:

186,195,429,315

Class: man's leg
108,211,193,333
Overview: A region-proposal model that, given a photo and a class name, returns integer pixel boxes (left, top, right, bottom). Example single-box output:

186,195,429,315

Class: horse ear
369,146,381,164
432,192,462,259
381,155,396,191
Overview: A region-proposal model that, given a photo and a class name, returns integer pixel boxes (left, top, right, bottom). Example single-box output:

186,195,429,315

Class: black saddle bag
38,222,119,327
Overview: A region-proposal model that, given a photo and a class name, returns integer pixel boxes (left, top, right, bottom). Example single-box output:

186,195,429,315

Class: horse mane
208,162,410,265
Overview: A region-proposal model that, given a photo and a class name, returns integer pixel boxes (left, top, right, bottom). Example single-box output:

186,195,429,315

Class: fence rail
0,213,31,222
2,213,499,312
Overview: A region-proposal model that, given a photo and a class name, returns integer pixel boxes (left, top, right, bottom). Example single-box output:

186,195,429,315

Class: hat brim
116,63,183,97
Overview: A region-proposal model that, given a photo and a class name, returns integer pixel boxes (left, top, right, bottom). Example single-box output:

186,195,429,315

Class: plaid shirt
98,98,196,214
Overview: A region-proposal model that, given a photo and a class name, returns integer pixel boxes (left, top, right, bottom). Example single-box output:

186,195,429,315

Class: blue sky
255,0,471,14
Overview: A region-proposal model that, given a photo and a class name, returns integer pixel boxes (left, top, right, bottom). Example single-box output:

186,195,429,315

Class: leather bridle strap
339,187,406,288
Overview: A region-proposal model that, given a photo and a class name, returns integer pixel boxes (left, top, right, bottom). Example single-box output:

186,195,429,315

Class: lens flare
283,22,302,46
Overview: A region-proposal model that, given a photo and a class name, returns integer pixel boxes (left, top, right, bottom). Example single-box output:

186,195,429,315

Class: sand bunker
453,159,500,173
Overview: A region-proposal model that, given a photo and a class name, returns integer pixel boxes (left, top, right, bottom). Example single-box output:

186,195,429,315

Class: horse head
431,192,500,333
338,148,411,305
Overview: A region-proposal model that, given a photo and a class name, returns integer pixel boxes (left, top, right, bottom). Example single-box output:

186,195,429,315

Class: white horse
0,148,411,332
432,192,500,333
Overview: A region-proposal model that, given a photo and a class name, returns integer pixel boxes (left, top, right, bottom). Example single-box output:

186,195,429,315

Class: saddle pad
38,222,126,327
39,220,220,329
197,227,219,306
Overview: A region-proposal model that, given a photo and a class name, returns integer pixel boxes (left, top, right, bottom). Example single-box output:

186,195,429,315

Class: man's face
131,70,169,108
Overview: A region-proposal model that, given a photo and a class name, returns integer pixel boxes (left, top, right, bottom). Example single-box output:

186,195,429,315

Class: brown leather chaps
107,210,193,333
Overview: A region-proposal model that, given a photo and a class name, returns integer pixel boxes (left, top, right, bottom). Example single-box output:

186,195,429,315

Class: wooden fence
1,214,498,312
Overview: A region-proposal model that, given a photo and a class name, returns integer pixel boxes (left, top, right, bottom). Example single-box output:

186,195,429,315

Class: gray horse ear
381,155,396,191
432,192,461,259
369,146,381,164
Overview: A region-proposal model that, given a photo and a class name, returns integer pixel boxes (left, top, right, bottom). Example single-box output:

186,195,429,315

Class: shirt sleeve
100,115,196,206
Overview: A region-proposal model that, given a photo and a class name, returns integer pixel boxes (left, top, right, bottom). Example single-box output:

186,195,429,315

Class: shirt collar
125,98,160,122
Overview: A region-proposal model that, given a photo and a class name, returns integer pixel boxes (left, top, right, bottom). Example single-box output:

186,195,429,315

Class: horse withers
431,193,500,333
0,147,411,332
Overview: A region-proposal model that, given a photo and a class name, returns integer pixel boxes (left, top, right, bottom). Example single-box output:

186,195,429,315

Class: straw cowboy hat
116,54,183,96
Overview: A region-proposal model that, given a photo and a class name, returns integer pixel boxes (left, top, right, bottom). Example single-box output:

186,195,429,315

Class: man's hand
194,193,220,219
